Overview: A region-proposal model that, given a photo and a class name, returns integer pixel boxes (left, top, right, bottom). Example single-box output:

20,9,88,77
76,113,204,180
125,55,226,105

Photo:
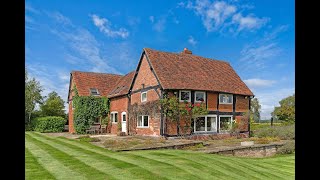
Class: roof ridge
143,47,230,64
71,70,123,76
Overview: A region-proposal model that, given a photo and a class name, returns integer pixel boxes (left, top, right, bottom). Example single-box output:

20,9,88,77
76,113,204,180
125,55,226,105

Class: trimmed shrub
34,116,66,133
277,141,295,154
77,135,100,142
254,124,295,140
249,137,280,144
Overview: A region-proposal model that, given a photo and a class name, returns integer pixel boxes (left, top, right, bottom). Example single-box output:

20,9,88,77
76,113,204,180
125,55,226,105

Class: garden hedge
34,116,66,133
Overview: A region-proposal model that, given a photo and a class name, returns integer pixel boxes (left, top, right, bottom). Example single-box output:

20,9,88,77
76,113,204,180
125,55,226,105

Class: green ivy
72,86,109,134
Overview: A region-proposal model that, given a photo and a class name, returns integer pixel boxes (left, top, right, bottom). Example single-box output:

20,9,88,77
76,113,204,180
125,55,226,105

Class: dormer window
90,88,100,96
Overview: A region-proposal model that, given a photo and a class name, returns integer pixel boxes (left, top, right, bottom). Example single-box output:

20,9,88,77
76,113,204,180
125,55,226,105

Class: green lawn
25,132,295,180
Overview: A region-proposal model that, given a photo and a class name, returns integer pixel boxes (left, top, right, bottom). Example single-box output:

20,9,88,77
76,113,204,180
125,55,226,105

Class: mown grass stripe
32,132,202,180
25,148,56,180
25,137,85,180
28,132,167,180
26,134,114,180
133,151,257,180
135,151,242,180
213,155,292,179
158,150,294,179
153,150,270,180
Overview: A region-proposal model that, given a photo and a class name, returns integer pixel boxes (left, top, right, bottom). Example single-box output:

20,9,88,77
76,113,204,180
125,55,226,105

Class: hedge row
33,116,66,133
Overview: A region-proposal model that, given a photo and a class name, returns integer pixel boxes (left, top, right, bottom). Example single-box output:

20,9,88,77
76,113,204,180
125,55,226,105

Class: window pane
122,114,126,122
220,94,232,103
228,95,232,103
196,92,205,102
138,116,142,126
181,91,190,101
220,117,231,131
195,117,205,131
142,92,147,101
207,117,216,132
143,116,148,127
114,113,118,122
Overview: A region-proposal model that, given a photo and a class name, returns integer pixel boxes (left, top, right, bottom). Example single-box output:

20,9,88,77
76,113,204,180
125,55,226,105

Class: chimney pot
182,48,192,54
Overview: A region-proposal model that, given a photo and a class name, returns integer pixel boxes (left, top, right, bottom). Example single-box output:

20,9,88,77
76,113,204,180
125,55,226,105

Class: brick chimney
181,48,192,54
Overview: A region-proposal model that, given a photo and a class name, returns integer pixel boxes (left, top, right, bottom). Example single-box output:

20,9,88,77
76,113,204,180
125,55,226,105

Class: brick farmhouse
67,48,254,137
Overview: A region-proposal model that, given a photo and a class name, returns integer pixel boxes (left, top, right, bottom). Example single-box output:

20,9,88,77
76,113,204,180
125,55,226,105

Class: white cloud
236,25,288,75
149,16,154,23
188,36,197,46
153,17,166,32
254,88,295,119
90,14,129,38
52,28,120,74
232,13,269,32
25,3,40,14
48,12,72,25
244,78,276,89
181,0,268,33
127,16,140,26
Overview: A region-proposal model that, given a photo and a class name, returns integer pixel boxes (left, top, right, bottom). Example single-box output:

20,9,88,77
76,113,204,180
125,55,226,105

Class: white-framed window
219,115,233,132
219,94,233,104
179,90,191,102
90,88,100,96
121,112,127,122
110,112,118,123
141,91,147,102
195,91,206,103
194,115,217,132
137,115,149,128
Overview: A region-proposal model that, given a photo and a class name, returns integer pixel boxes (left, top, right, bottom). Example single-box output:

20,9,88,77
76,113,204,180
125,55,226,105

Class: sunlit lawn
26,132,295,180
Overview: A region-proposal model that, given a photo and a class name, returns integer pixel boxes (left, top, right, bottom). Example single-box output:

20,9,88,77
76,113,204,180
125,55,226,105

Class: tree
250,98,261,122
40,91,66,118
25,69,43,124
271,94,295,123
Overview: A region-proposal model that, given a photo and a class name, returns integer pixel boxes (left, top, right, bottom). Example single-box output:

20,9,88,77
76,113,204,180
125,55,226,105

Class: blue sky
25,0,295,119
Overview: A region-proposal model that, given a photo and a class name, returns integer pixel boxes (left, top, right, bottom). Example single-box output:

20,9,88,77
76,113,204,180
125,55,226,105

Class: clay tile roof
71,71,123,97
144,48,253,96
108,71,136,98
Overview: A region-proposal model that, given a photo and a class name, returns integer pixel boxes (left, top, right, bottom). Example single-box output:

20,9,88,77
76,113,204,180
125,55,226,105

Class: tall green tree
25,69,43,124
250,98,261,122
271,94,295,123
40,91,66,118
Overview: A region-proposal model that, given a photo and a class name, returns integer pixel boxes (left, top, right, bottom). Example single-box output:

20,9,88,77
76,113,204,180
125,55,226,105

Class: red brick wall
135,115,161,136
207,92,218,111
131,90,160,105
68,78,75,133
235,116,249,131
68,101,75,133
219,104,233,112
132,55,159,91
109,96,129,134
235,95,249,112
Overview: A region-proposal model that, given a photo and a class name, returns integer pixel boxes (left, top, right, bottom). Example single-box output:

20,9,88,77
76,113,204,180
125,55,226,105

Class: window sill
112,122,118,124
179,100,191,103
193,131,217,134
137,126,149,128
219,103,233,105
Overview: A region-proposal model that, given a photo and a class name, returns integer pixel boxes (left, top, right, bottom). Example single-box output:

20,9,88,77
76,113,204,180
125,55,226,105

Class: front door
121,112,127,133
